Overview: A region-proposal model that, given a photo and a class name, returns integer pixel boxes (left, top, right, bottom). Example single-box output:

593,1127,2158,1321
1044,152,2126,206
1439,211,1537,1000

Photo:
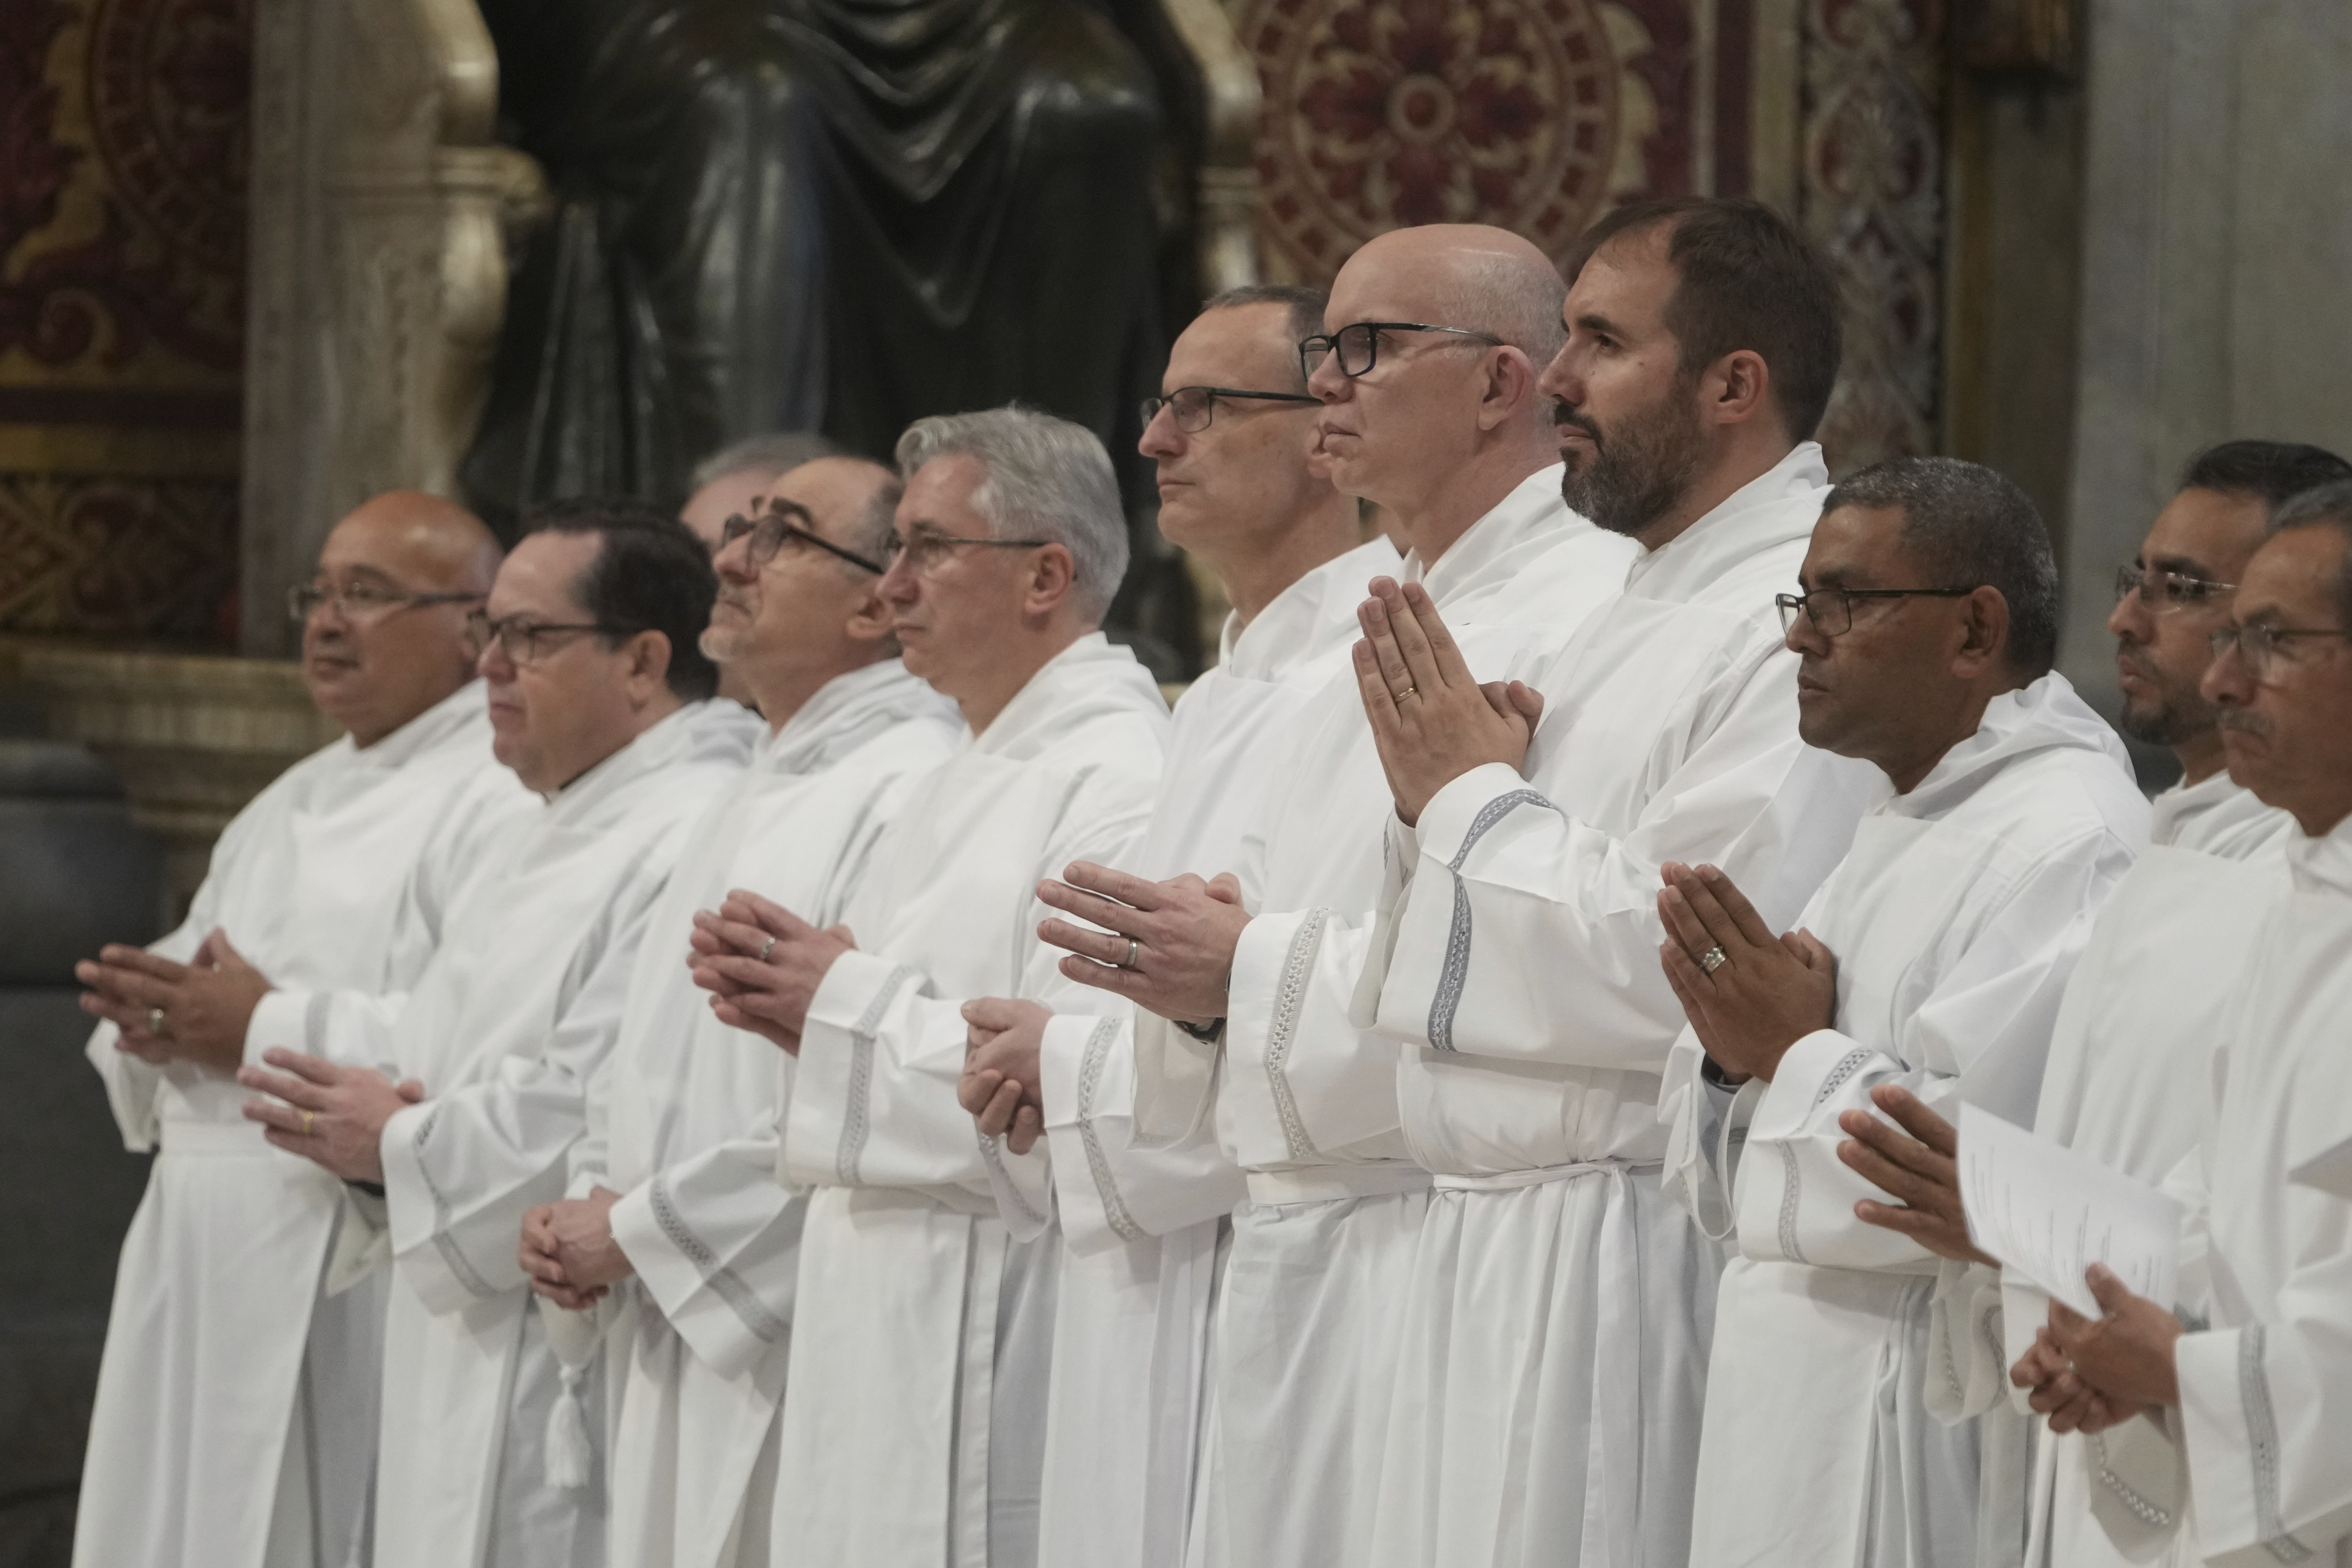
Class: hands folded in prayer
1654,861,1835,1083
1350,577,1541,826
78,928,274,1074
686,889,855,1055
521,1187,632,1311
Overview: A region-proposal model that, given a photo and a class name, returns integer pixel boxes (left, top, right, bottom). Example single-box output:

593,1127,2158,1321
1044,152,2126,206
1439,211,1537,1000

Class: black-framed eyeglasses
881,524,1053,578
288,581,483,624
1298,321,1506,382
719,498,887,574
1777,586,1980,638
465,610,641,667
2114,563,2235,613
1141,385,1320,433
2207,621,2352,681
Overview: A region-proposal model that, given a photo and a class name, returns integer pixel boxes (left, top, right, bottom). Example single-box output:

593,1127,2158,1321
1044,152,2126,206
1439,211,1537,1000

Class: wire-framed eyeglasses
2113,563,2236,613
880,524,1053,578
288,581,483,624
1141,386,1319,433
719,498,887,574
2207,621,2352,680
1297,321,1505,382
465,610,641,667
1777,586,1980,638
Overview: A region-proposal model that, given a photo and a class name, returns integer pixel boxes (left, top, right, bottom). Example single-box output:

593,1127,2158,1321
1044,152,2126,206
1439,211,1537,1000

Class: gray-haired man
688,407,1170,1568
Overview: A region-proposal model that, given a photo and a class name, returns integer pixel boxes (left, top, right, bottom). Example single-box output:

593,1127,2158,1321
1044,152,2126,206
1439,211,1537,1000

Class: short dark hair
2177,440,2352,514
518,497,720,701
1568,198,1842,443
1205,284,1330,387
2267,480,2352,628
1822,456,2061,677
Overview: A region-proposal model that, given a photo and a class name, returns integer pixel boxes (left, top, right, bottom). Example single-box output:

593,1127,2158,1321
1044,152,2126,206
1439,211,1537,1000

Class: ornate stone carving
1800,0,1943,472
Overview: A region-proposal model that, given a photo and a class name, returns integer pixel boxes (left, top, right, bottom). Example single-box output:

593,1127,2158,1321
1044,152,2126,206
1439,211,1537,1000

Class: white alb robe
360,701,751,1568
1133,466,1640,1568
563,661,961,1568
1922,769,2292,1568
76,680,520,1568
1022,538,1399,1568
1660,675,2146,1568
1355,443,1883,1568
2078,815,2352,1568
774,632,1169,1568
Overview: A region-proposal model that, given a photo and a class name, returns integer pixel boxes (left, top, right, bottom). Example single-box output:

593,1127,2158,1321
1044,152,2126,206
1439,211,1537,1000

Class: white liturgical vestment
364,701,751,1568
1356,443,1882,1568
1921,768,2290,1568
76,680,517,1568
1133,465,1639,1568
1660,674,2147,1568
1021,537,1398,1568
2077,813,2352,1568
775,632,1168,1568
561,661,961,1568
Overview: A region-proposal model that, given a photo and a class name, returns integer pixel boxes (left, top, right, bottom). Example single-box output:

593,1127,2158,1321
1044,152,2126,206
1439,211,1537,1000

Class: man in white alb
1836,439,2345,1568
515,458,963,1568
1343,197,1882,1568
237,503,752,1568
2011,491,2352,1567
1032,225,1635,1568
684,408,1168,1568
677,431,840,706
72,492,504,1568
951,284,1393,1568
1652,457,2146,1568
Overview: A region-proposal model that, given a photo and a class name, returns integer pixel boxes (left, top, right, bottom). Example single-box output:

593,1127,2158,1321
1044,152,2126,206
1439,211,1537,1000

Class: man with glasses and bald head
73,492,520,1568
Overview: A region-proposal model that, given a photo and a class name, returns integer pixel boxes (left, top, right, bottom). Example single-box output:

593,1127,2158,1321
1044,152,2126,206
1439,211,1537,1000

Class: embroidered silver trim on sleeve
1264,908,1332,1163
1427,789,1553,1052
410,1103,498,1299
1775,1142,1809,1265
835,964,918,1186
647,1176,789,1343
2239,1323,2316,1563
1073,1015,1143,1243
1811,1046,1877,1109
2089,1433,2172,1530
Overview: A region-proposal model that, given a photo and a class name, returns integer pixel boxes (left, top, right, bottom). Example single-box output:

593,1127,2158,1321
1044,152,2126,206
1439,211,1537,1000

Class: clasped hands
1655,861,1835,1083
1352,577,1541,825
521,1186,632,1311
685,889,856,1055
77,928,274,1074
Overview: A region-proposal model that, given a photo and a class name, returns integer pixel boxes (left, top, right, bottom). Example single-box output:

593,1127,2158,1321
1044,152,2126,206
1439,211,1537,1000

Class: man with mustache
1836,438,2346,1568
1653,456,2146,1568
71,491,509,1568
949,284,1396,1568
2005,486,2352,1567
687,408,1168,1568
1343,197,1882,1568
519,457,962,1568
238,503,750,1568
1031,223,1635,1566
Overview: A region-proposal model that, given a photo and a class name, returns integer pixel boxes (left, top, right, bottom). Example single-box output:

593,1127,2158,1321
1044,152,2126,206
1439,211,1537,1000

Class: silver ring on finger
758,935,777,963
148,1006,168,1036
1699,945,1729,975
1118,938,1142,971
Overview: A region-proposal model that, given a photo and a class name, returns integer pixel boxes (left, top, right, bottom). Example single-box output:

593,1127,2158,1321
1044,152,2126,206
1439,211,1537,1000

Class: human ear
1477,347,1539,432
1954,588,2009,675
1025,543,1079,619
626,630,674,701
844,581,895,644
1708,350,1772,428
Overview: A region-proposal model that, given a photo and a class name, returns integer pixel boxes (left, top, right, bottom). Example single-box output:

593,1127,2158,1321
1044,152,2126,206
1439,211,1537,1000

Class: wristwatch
1174,1016,1225,1044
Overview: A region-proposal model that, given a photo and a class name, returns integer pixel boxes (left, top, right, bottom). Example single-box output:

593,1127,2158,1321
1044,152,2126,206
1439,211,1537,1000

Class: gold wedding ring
301,1109,316,1136
1399,684,1419,700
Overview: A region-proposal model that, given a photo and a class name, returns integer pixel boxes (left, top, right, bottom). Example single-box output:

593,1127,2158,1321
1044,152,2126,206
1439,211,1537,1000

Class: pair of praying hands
1655,862,1836,1083
1352,578,1543,825
77,928,273,1075
520,1187,631,1311
683,889,857,1054
954,861,1256,1154
1837,1088,2183,1434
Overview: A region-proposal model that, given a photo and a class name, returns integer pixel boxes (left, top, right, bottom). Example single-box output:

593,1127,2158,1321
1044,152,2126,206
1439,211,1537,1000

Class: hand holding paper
1956,1103,2181,1321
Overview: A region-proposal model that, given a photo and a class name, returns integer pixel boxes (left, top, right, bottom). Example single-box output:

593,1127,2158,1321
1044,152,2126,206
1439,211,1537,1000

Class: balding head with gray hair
895,407,1130,624
1435,247,1568,368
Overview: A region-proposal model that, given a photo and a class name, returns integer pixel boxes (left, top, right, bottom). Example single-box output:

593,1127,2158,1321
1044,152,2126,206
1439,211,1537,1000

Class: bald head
1346,225,1567,365
1309,225,1566,554
301,491,500,746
